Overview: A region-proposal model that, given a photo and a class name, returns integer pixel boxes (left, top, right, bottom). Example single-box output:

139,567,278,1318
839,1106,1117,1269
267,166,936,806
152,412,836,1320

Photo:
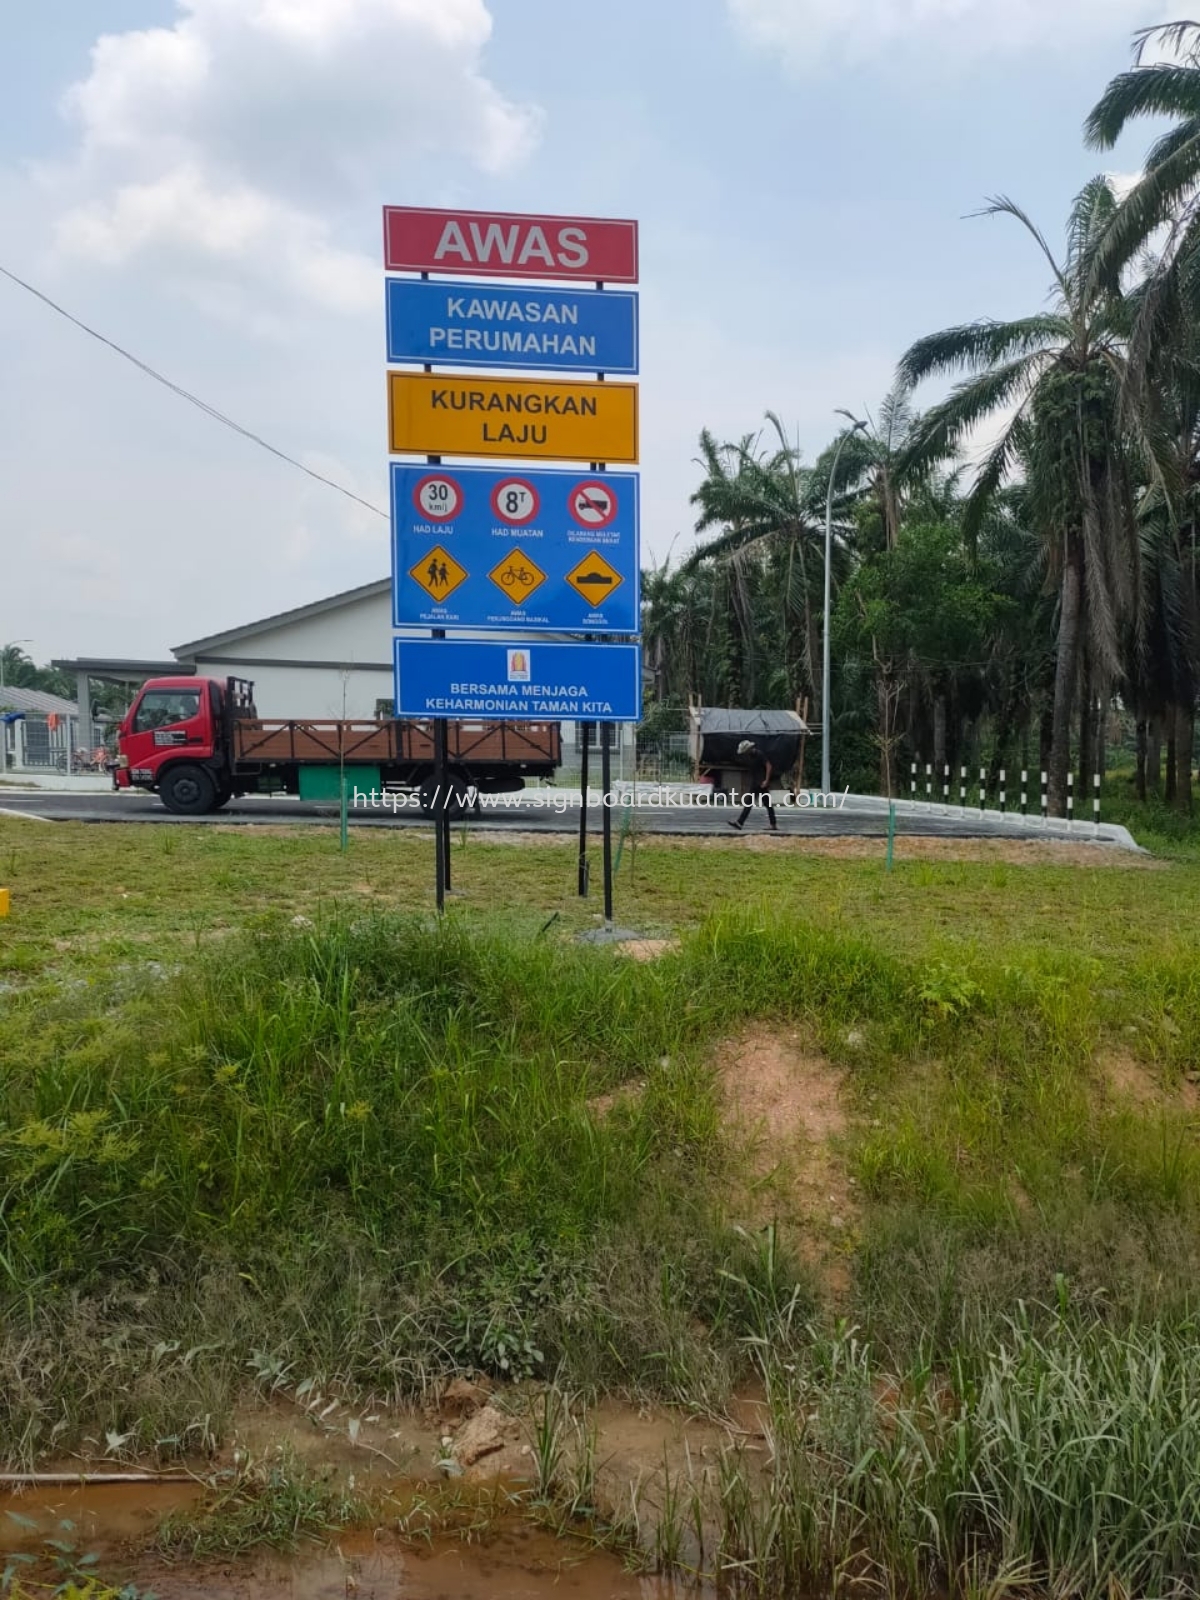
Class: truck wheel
418,773,470,819
160,764,218,816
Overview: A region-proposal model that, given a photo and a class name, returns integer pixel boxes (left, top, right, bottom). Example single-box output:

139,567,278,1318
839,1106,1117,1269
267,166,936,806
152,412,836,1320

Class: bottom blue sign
394,639,642,722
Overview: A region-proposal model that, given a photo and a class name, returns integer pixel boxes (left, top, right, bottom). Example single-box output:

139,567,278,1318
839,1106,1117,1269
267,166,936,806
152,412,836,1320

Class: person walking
728,738,778,831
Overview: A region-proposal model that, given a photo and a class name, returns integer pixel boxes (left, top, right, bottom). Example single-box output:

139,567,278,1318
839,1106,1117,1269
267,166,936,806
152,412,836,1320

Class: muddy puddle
1,1479,700,1598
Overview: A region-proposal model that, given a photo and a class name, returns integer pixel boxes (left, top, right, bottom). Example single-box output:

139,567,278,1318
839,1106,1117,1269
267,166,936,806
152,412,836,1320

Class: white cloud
1105,169,1143,204
64,164,379,313
726,0,1170,70
48,0,540,312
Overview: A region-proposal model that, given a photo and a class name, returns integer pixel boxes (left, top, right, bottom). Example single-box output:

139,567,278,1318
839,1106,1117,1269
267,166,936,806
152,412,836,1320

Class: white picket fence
906,761,1102,830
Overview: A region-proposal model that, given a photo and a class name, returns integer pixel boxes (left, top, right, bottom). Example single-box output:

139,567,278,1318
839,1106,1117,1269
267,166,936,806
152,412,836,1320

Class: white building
174,578,395,721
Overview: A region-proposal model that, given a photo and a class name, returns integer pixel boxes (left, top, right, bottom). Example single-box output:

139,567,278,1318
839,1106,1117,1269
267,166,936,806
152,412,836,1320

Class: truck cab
116,676,253,814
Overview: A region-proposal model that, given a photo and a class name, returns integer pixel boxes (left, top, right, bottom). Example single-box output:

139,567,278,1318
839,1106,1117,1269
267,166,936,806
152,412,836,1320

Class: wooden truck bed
232,719,561,768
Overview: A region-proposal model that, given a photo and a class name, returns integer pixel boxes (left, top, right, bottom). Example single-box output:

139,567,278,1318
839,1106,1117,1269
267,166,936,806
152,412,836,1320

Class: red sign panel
383,207,638,284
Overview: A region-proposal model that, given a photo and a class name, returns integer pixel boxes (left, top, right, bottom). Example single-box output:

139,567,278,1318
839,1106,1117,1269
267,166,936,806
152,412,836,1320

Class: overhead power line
0,262,387,520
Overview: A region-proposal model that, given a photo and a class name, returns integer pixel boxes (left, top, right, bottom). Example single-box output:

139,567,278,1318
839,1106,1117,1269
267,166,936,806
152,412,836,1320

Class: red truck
114,676,561,816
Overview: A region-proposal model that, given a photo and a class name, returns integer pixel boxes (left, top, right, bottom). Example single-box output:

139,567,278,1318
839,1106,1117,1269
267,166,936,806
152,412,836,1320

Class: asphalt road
0,787,1136,847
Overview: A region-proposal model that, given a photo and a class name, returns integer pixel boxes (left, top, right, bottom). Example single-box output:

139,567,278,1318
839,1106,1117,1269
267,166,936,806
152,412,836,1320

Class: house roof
173,578,391,660
0,684,79,716
52,658,193,684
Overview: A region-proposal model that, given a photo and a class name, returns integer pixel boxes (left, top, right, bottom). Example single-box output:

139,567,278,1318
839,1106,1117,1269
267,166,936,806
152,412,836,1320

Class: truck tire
418,772,471,819
160,764,218,816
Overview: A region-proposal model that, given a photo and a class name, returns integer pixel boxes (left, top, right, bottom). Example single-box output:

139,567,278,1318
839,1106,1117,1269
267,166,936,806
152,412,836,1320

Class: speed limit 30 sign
412,473,463,522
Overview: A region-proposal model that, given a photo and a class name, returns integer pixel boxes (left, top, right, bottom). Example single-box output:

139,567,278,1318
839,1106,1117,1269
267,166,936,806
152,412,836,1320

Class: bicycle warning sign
488,547,547,606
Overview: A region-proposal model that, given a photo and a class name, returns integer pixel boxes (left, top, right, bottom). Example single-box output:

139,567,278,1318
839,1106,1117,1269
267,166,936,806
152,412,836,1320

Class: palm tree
1085,21,1200,375
687,416,827,709
824,383,924,553
898,180,1139,816
1125,326,1200,810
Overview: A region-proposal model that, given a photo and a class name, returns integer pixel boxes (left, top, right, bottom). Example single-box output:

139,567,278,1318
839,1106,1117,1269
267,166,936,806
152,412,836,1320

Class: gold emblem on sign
488,548,547,606
565,549,623,603
410,545,468,603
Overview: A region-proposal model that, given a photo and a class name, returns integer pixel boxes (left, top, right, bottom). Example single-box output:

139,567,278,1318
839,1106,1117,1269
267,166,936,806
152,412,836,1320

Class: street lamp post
822,415,868,795
0,638,32,775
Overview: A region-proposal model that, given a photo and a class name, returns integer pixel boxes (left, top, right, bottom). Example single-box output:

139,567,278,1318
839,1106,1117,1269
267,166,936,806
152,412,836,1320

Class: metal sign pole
576,274,613,901
422,383,449,910
440,718,452,894
433,713,447,911
577,703,591,896
601,721,614,925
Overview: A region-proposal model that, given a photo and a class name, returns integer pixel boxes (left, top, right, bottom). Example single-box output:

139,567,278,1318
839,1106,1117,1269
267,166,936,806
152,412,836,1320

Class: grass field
3,812,1200,1595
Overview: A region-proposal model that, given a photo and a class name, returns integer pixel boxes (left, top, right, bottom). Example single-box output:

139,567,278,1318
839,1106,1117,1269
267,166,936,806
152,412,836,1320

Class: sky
0,0,1180,663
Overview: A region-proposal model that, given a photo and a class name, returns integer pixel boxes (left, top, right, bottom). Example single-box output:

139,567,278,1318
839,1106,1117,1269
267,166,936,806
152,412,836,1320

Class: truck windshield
134,689,201,732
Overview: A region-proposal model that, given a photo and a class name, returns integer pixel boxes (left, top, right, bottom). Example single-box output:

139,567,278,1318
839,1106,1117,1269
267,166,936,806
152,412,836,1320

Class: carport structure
51,658,195,737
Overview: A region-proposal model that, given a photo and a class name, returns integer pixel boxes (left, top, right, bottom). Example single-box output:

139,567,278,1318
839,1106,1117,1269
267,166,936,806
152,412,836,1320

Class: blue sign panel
391,463,640,634
394,639,642,723
385,278,638,375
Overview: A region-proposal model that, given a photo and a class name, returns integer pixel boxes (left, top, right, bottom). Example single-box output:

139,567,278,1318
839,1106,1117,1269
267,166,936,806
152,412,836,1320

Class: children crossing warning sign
410,546,468,602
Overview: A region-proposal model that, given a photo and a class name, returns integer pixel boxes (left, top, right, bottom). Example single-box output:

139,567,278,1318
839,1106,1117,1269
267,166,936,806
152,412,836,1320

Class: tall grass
688,1315,1200,1597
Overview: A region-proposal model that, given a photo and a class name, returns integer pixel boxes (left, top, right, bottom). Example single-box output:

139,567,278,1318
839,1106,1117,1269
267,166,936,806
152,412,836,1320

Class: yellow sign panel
565,549,624,604
388,372,638,464
488,547,547,606
410,545,468,602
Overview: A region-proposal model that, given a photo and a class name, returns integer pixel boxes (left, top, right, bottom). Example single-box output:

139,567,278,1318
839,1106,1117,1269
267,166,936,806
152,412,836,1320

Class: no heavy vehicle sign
383,207,638,283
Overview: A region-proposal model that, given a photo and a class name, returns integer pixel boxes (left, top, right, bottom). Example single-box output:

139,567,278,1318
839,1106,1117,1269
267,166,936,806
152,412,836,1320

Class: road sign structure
394,639,642,722
391,463,639,632
388,372,638,464
383,207,639,283
385,278,638,375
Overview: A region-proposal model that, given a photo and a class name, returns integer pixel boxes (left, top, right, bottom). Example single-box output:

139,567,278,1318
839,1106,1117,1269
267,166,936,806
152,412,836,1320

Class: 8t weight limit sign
490,478,541,526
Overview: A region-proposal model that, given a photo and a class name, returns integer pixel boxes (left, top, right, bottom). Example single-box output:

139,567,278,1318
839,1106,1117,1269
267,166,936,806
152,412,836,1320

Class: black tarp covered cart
688,706,810,799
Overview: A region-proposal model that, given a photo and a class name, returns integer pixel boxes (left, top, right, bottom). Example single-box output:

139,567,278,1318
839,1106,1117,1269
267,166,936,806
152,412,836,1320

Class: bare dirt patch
616,937,680,960
587,1078,647,1118
1100,1049,1200,1112
718,1027,857,1295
